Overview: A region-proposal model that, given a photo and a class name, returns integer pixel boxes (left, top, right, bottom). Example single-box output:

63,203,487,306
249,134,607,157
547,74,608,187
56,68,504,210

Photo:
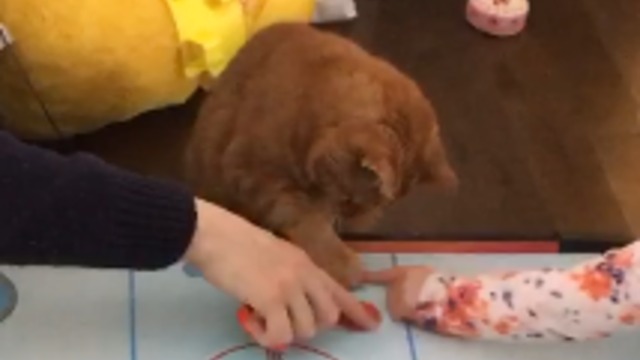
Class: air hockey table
0,240,638,360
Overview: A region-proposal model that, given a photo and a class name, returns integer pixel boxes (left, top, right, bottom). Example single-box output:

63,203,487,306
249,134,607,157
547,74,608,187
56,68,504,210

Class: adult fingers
324,273,379,330
287,290,317,340
304,276,340,329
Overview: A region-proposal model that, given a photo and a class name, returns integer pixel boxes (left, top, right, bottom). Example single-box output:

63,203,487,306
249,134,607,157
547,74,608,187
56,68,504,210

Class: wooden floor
43,0,640,243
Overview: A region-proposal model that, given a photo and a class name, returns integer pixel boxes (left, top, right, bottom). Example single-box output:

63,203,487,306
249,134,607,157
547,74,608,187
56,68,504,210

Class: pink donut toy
466,0,530,37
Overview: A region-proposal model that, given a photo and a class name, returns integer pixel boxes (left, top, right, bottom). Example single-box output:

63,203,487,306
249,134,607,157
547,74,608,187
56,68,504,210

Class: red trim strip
346,240,559,253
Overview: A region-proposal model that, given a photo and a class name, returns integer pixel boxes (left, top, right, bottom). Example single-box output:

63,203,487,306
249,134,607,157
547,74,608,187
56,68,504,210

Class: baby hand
363,266,436,323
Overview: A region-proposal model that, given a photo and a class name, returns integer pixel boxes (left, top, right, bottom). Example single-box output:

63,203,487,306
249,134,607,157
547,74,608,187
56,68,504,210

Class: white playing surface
0,253,638,359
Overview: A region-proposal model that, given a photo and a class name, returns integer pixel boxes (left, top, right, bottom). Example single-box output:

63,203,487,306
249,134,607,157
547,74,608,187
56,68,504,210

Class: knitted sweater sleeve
0,131,196,270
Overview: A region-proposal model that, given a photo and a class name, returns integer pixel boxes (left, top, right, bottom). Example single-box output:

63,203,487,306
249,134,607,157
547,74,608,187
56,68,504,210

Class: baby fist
363,266,435,322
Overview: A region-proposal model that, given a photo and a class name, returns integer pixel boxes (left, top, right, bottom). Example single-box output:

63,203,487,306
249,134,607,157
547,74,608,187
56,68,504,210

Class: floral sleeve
411,241,640,341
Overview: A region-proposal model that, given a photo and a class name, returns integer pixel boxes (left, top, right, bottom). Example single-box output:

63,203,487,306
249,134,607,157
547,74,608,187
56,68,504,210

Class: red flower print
492,315,519,335
570,267,613,301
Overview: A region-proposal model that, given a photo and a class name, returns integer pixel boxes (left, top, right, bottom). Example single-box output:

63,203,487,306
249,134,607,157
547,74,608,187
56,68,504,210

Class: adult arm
0,130,379,347
0,130,195,269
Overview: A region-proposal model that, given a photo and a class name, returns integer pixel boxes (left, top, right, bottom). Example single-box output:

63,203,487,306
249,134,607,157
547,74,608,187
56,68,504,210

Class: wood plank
596,136,640,235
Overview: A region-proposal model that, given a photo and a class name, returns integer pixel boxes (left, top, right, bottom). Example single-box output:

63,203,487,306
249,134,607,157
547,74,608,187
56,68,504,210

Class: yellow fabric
164,0,247,77
0,0,198,139
249,0,316,34
0,0,315,140
165,0,316,78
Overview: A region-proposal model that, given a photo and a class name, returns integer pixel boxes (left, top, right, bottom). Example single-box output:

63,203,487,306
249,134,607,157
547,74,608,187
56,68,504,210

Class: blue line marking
404,324,419,360
391,254,419,360
128,271,138,360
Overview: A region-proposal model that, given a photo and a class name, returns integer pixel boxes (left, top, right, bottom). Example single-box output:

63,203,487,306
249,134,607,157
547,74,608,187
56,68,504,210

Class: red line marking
347,240,559,254
210,343,341,359
210,343,257,359
294,344,341,359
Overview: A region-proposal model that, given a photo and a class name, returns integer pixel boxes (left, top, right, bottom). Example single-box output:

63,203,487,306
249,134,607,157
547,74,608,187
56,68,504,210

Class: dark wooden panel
40,0,640,242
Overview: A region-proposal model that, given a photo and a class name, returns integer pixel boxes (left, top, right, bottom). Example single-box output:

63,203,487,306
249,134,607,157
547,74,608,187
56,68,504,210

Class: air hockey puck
237,305,288,352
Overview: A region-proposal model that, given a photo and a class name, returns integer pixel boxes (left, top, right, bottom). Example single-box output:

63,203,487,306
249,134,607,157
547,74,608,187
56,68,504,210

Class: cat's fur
184,23,457,287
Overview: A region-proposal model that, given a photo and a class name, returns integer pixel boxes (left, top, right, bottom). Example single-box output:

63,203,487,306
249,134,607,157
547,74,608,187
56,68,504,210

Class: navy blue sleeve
0,131,196,270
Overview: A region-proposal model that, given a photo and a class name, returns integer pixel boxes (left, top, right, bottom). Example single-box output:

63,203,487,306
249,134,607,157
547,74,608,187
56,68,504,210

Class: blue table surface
0,253,638,360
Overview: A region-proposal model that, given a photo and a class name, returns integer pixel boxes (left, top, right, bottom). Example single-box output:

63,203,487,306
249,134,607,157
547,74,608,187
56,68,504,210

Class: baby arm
366,241,640,341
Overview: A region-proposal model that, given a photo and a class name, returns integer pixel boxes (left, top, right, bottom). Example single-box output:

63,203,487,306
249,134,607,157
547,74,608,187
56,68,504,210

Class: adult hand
184,199,380,348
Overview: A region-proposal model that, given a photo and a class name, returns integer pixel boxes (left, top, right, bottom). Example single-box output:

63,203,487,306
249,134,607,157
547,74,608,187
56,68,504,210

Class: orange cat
184,23,457,287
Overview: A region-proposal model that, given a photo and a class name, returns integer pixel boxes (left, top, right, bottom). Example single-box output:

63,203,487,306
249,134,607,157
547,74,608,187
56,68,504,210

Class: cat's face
303,77,457,231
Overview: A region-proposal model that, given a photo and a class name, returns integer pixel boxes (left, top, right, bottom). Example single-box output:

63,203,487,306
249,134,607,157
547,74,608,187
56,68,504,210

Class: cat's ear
360,156,397,200
306,126,401,202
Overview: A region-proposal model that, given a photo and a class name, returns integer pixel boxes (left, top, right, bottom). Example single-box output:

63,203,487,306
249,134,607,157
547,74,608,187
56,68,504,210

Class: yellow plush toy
0,0,315,139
